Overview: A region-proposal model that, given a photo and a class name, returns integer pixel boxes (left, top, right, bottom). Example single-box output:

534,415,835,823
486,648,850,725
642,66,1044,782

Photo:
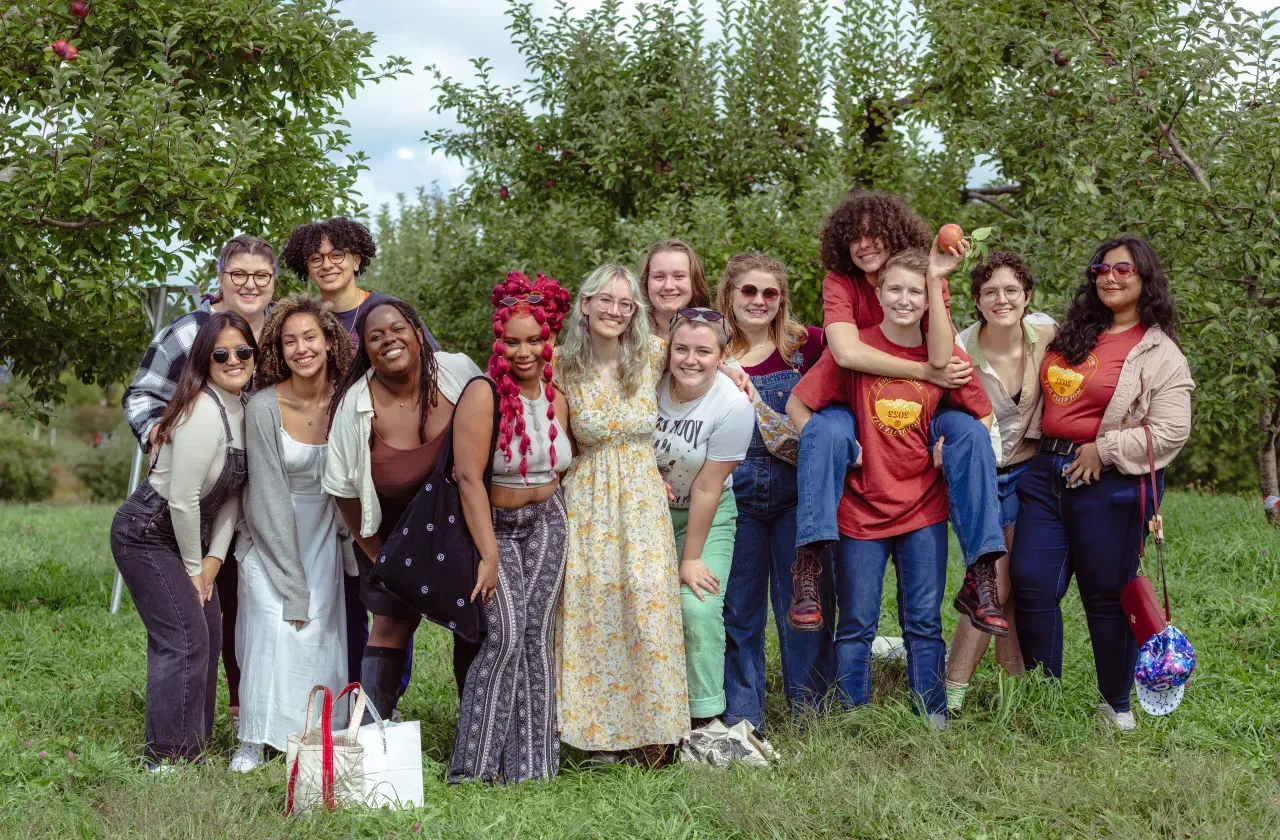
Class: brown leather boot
787,544,824,632
952,558,1010,637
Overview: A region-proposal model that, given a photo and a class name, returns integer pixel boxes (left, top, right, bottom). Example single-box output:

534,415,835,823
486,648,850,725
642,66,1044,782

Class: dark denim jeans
832,522,948,716
1010,453,1163,713
724,454,834,732
795,404,1005,566
111,496,222,762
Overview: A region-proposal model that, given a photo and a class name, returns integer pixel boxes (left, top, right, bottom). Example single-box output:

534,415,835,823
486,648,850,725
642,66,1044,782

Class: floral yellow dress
557,337,688,751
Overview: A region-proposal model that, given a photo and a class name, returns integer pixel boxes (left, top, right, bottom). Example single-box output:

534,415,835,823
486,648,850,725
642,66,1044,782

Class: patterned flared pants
448,488,568,783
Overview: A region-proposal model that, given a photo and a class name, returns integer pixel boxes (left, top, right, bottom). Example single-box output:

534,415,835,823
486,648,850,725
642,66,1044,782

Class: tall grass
1,493,1277,839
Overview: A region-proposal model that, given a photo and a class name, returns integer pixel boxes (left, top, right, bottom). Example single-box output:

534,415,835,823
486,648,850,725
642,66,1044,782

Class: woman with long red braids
448,271,575,783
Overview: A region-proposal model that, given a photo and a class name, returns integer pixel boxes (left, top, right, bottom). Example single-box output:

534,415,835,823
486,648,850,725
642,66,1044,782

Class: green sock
945,679,968,712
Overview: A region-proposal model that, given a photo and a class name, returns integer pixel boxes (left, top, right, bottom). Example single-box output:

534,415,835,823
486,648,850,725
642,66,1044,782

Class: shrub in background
0,424,54,502
71,440,135,503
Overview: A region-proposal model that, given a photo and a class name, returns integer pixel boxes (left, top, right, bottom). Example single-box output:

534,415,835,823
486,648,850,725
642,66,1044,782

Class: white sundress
236,428,348,750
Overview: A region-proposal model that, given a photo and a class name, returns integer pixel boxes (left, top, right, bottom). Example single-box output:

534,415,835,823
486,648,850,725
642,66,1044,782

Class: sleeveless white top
491,389,572,488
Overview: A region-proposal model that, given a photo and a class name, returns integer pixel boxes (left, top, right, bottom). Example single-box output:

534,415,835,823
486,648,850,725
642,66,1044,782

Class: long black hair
155,312,257,446
1049,234,1179,365
326,297,439,443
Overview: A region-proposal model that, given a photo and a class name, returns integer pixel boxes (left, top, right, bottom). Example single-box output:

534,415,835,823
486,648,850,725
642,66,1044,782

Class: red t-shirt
742,326,825,376
1040,325,1146,445
822,271,951,332
792,325,993,540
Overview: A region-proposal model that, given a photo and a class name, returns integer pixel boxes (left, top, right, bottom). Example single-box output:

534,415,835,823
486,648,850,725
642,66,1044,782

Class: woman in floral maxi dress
555,263,688,763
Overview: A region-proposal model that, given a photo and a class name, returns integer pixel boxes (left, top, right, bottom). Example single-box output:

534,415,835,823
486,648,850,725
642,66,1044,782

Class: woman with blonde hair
556,263,688,765
638,238,712,342
715,254,832,737
231,294,356,772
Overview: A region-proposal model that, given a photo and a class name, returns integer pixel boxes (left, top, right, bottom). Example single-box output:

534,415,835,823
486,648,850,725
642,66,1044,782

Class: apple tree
917,0,1280,512
0,0,408,410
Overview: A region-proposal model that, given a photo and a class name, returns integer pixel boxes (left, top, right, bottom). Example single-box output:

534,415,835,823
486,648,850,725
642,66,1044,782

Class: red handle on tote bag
286,685,336,814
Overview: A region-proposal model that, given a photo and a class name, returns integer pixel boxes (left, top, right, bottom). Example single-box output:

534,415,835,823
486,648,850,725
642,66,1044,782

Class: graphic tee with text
1039,325,1145,445
653,372,755,509
792,325,992,540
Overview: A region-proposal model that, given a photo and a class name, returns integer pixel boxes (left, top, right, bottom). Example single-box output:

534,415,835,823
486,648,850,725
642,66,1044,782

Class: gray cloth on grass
238,387,357,622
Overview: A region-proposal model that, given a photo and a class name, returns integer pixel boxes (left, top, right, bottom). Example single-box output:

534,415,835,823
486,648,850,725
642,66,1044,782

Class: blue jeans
832,522,948,716
724,455,834,732
1010,453,1162,713
997,461,1033,528
796,405,1005,566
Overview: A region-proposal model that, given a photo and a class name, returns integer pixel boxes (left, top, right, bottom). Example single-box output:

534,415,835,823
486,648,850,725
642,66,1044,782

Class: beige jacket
1028,325,1194,475
957,314,1057,468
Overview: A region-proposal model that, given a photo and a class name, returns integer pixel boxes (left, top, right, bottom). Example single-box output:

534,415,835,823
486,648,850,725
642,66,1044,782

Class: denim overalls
722,355,835,733
110,387,247,763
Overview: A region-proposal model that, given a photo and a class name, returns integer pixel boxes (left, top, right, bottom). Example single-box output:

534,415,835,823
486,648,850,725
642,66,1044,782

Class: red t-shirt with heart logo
1040,325,1146,445
792,325,992,539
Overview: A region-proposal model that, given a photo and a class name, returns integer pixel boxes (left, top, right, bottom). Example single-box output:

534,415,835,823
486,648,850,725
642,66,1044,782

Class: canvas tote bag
285,683,367,814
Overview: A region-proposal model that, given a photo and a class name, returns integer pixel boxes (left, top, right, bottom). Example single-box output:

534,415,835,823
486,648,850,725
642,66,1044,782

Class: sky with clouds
339,0,1276,216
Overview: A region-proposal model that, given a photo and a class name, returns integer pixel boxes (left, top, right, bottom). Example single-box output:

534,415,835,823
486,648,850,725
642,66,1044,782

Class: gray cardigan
238,388,357,622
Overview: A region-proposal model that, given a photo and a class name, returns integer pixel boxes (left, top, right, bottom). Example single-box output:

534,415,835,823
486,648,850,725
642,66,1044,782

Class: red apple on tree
70,1,89,19
498,186,509,199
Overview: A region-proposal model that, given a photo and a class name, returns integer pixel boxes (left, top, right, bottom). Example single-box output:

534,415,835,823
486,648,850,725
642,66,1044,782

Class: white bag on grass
356,716,424,809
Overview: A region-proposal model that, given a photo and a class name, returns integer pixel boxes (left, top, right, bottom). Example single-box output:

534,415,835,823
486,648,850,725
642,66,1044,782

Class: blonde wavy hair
254,293,354,389
716,253,809,360
557,263,653,396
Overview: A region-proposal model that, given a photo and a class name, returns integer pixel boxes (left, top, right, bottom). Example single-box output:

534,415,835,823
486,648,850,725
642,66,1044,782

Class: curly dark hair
281,217,377,279
254,293,355,389
819,191,931,279
969,251,1036,323
1049,234,1179,365
326,297,440,444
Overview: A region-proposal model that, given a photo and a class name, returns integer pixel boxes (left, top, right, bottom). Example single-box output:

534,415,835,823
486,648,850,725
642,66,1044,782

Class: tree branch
27,212,137,230
1161,123,1210,189
960,187,1019,218
963,185,1021,196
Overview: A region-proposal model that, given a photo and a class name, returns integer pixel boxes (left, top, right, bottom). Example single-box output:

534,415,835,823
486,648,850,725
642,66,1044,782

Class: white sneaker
1097,701,1137,732
746,731,779,762
228,742,264,773
145,762,176,774
871,635,907,661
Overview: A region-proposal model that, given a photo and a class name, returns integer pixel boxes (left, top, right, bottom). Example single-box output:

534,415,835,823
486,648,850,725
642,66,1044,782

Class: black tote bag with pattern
366,376,499,643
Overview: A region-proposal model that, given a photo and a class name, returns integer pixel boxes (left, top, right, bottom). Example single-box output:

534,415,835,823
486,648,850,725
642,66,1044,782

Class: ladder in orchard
109,284,203,614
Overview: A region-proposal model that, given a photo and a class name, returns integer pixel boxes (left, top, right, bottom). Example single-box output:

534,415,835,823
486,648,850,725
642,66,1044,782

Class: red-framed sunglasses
1088,262,1136,282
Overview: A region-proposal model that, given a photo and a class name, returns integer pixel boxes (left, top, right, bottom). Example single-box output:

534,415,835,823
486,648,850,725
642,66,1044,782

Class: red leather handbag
1120,426,1171,644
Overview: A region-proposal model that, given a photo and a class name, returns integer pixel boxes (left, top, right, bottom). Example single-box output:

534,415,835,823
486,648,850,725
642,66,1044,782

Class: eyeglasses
307,249,348,269
979,286,1026,304
736,284,781,302
223,270,275,287
212,345,254,364
669,307,725,327
592,295,637,316
500,293,544,307
1088,262,1136,282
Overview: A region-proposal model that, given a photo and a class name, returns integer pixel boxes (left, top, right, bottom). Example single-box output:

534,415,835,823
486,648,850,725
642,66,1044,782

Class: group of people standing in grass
109,188,1194,782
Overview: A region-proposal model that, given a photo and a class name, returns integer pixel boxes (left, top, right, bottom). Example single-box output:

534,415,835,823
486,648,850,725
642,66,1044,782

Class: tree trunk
1259,398,1280,524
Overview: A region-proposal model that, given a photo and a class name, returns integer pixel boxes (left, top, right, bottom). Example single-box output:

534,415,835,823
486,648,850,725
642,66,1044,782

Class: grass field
1,494,1278,839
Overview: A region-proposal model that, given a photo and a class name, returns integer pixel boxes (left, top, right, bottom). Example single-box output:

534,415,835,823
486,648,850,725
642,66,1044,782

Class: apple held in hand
937,223,964,255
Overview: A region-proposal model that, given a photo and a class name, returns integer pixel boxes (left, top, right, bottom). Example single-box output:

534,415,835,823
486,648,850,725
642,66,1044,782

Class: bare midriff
490,474,560,511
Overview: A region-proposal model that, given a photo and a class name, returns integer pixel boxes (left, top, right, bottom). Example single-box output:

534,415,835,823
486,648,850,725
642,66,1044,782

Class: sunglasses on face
1088,262,1136,282
212,345,254,365
669,307,725,327
736,284,781,302
500,293,545,307
307,249,347,269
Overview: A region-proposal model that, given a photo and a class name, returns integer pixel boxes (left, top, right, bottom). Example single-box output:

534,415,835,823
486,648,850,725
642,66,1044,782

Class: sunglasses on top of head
1088,262,1136,282
736,283,781,302
669,307,725,327
212,345,254,365
500,293,544,307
